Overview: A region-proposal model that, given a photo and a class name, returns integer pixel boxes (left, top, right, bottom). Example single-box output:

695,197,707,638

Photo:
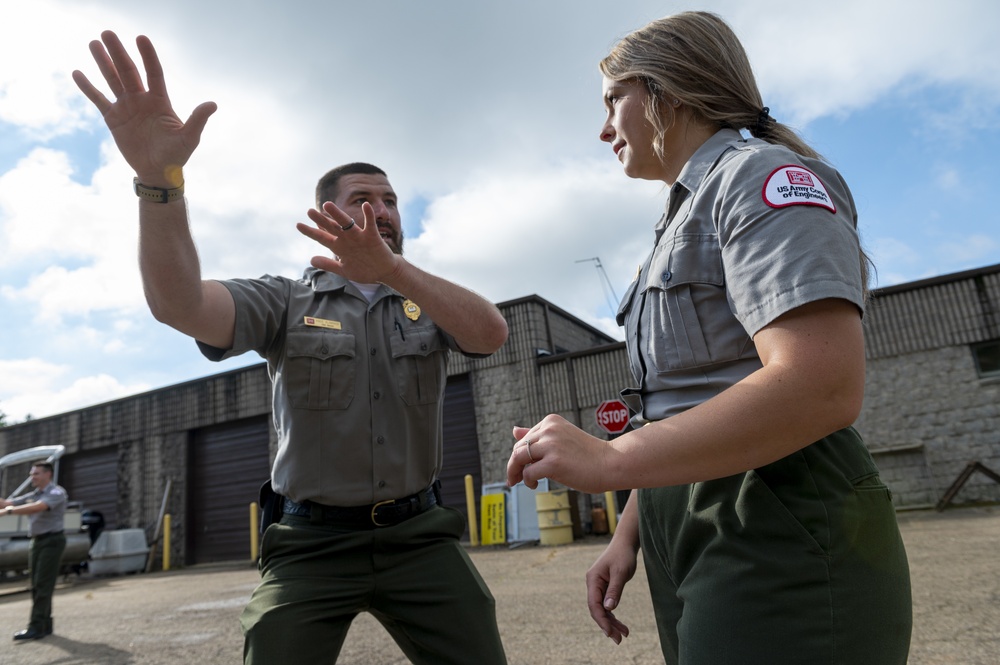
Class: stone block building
2,264,999,567
855,263,1000,508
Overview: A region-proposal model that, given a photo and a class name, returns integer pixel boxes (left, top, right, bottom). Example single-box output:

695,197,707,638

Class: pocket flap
286,329,356,360
390,326,446,358
644,234,724,291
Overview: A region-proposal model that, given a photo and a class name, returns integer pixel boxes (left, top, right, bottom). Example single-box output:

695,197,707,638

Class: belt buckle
371,499,395,527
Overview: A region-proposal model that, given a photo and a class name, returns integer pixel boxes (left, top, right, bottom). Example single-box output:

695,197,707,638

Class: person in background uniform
73,32,508,665
506,11,912,665
1,461,68,641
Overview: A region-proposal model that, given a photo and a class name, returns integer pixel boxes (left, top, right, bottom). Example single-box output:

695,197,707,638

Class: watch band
133,177,185,203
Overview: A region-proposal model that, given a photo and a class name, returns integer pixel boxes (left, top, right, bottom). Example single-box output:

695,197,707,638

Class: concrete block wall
469,363,527,482
857,345,1000,507
0,365,273,566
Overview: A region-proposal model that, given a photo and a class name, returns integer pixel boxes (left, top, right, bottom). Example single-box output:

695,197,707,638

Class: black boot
13,626,45,641
44,618,53,636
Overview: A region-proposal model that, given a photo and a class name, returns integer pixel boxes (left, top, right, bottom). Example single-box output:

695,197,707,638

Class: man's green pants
638,427,912,665
241,504,507,664
29,532,66,633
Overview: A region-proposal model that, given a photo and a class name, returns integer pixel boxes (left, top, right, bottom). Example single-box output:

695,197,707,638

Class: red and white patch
761,165,836,213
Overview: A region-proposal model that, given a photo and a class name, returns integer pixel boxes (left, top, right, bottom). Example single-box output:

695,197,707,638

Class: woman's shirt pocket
285,328,357,410
640,233,745,372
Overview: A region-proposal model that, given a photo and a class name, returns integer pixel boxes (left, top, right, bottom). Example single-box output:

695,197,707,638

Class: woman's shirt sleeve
711,146,866,336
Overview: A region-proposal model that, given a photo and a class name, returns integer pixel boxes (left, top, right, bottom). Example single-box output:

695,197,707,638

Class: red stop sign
595,399,630,434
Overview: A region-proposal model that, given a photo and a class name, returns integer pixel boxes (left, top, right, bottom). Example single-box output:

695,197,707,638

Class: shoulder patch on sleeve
762,165,836,213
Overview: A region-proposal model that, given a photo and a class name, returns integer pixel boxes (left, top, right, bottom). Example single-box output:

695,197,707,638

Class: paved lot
0,505,997,664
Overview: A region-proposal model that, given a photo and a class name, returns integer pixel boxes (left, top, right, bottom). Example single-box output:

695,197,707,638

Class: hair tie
755,107,772,137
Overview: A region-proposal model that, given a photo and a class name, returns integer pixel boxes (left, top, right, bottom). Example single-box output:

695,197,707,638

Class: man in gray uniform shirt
74,32,509,664
2,461,68,641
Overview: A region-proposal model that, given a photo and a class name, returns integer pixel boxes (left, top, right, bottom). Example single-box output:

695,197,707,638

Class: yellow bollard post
604,491,618,535
162,514,171,571
465,474,479,546
250,502,260,562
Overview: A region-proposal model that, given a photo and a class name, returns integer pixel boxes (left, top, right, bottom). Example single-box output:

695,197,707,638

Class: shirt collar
302,267,401,300
674,128,747,196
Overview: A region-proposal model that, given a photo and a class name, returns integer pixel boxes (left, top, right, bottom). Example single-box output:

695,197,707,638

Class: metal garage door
61,446,119,529
439,373,483,540
187,416,271,564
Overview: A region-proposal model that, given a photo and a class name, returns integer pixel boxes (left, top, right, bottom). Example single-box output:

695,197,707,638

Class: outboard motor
81,510,105,545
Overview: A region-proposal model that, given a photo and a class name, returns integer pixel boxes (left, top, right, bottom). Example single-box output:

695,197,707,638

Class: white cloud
4,265,141,325
869,232,999,288
868,237,921,281
941,234,999,265
934,166,962,193
0,145,135,254
0,359,69,397
0,147,144,323
0,358,149,422
406,160,661,320
728,0,1000,126
0,1,140,138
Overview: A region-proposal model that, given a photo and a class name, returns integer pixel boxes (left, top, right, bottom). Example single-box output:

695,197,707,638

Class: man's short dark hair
315,163,387,206
32,461,54,475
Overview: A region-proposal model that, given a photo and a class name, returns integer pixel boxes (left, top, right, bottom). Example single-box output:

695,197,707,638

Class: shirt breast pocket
285,329,356,410
389,326,448,406
642,234,725,371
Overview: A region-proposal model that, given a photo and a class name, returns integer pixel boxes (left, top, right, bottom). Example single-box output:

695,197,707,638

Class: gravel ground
0,505,996,664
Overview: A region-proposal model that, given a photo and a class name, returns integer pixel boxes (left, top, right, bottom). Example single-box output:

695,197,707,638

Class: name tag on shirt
304,316,342,330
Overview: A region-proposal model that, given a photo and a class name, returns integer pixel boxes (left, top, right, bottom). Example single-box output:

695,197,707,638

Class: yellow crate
534,489,570,511
535,490,574,546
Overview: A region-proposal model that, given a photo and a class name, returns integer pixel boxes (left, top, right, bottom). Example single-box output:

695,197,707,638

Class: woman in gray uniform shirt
506,11,912,665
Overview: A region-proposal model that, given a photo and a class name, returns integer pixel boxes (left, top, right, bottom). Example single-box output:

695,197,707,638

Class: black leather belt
283,484,438,529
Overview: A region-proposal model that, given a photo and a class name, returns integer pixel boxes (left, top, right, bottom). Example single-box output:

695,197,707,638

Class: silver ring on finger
525,439,535,463
340,218,355,231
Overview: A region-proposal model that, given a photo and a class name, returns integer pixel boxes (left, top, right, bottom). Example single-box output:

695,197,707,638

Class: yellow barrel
535,490,573,546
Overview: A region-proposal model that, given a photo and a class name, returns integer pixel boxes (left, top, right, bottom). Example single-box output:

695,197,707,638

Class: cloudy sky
2,0,999,422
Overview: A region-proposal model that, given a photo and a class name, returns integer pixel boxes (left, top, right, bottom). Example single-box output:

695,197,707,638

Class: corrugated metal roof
865,264,1000,358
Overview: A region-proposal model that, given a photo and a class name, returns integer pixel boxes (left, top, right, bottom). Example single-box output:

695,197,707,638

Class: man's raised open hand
72,31,216,189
